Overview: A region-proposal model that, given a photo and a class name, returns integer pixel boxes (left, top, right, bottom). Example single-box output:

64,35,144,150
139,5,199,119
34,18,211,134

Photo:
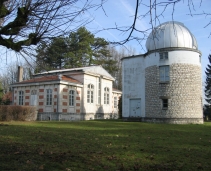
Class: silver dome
146,21,198,51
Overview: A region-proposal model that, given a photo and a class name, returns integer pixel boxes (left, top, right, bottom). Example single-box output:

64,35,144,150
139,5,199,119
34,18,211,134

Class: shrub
0,105,37,121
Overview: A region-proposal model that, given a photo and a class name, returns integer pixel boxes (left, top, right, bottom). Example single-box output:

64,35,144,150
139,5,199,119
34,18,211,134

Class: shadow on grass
0,121,211,170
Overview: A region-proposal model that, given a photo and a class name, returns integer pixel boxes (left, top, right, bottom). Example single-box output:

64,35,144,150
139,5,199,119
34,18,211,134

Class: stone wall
145,64,203,123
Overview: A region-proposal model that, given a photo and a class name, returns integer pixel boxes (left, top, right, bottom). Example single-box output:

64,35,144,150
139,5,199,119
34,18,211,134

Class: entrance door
130,99,141,117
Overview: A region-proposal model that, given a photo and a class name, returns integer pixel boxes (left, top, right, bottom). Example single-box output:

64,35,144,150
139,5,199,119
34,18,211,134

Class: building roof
34,65,115,81
146,21,198,51
12,75,82,85
112,88,122,93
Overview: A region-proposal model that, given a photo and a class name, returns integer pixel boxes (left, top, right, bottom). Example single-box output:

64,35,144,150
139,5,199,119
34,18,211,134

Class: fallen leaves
39,164,44,170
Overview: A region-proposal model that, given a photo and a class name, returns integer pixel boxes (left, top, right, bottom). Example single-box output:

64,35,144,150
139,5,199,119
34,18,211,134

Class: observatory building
122,21,203,124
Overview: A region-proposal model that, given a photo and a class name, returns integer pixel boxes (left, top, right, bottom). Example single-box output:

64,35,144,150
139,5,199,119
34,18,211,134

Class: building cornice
11,80,83,88
122,47,202,61
145,47,202,56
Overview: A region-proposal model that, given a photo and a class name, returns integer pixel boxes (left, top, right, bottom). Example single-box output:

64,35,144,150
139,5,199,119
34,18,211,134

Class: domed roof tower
146,21,198,51
121,21,203,124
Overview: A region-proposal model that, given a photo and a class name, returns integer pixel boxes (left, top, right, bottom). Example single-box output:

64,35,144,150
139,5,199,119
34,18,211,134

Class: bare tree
1,0,209,74
97,0,210,47
0,0,109,74
0,0,103,52
109,46,136,90
0,64,17,94
0,61,35,93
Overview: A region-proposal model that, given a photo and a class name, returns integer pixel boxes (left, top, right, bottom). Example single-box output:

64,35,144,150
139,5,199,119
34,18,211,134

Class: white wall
122,50,201,118
122,56,146,118
82,74,113,114
145,50,201,68
101,78,113,113
83,74,98,113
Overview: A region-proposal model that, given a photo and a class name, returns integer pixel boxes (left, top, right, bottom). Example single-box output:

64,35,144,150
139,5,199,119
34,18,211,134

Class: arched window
69,90,75,106
104,87,109,104
19,91,24,105
46,89,52,105
87,84,94,103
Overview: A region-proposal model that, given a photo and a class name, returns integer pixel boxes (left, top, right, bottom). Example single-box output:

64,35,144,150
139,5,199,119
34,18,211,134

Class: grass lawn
0,120,211,171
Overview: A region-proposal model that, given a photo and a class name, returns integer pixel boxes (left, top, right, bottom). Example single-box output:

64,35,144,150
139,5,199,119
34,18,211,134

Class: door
30,90,37,106
130,99,141,117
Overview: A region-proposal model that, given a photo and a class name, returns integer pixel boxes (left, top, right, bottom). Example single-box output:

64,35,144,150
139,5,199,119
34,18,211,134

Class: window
69,90,75,106
159,66,169,82
31,90,37,95
19,91,24,105
87,84,94,103
98,78,101,104
114,97,117,108
30,90,37,106
104,87,109,104
46,89,52,105
159,52,168,60
162,99,168,109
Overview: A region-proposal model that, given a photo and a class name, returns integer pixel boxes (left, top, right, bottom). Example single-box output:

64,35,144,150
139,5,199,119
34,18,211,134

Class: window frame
98,77,101,104
114,97,117,108
159,52,168,60
159,65,170,82
18,90,24,105
104,87,109,105
87,84,94,104
162,99,168,109
46,89,52,106
69,90,75,106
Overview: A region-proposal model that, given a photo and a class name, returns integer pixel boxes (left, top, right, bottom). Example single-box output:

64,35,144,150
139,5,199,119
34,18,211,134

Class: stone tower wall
145,63,203,124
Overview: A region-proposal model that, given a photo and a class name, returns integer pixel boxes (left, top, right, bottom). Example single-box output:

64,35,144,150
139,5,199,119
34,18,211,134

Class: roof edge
146,47,202,56
121,54,145,60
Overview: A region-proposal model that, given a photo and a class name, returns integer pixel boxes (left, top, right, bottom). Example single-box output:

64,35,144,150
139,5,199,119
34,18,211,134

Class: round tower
144,21,203,124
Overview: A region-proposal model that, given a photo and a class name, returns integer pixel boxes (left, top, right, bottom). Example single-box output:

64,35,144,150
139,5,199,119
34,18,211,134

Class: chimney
17,66,23,82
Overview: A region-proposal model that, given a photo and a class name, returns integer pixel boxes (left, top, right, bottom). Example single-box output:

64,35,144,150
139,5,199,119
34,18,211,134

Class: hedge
0,105,37,121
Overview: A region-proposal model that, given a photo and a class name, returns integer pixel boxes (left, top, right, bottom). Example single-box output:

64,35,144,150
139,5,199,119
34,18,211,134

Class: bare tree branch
0,0,102,52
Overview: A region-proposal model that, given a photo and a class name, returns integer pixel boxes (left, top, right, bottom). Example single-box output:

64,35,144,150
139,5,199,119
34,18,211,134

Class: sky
84,0,211,80
0,0,210,81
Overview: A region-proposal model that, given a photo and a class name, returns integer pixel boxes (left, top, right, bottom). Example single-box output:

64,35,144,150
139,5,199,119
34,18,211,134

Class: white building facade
11,66,122,121
122,21,203,124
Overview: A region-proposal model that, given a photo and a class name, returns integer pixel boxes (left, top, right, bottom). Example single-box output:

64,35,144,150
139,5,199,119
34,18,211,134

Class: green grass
0,120,211,171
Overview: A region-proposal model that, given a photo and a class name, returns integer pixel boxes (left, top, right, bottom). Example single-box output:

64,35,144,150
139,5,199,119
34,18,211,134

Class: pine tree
35,37,68,72
205,54,211,104
35,27,118,73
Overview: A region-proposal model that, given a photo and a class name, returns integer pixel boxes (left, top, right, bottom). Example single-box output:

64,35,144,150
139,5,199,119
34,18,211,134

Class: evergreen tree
36,37,68,72
35,27,118,73
92,38,118,75
66,27,95,68
205,54,211,104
